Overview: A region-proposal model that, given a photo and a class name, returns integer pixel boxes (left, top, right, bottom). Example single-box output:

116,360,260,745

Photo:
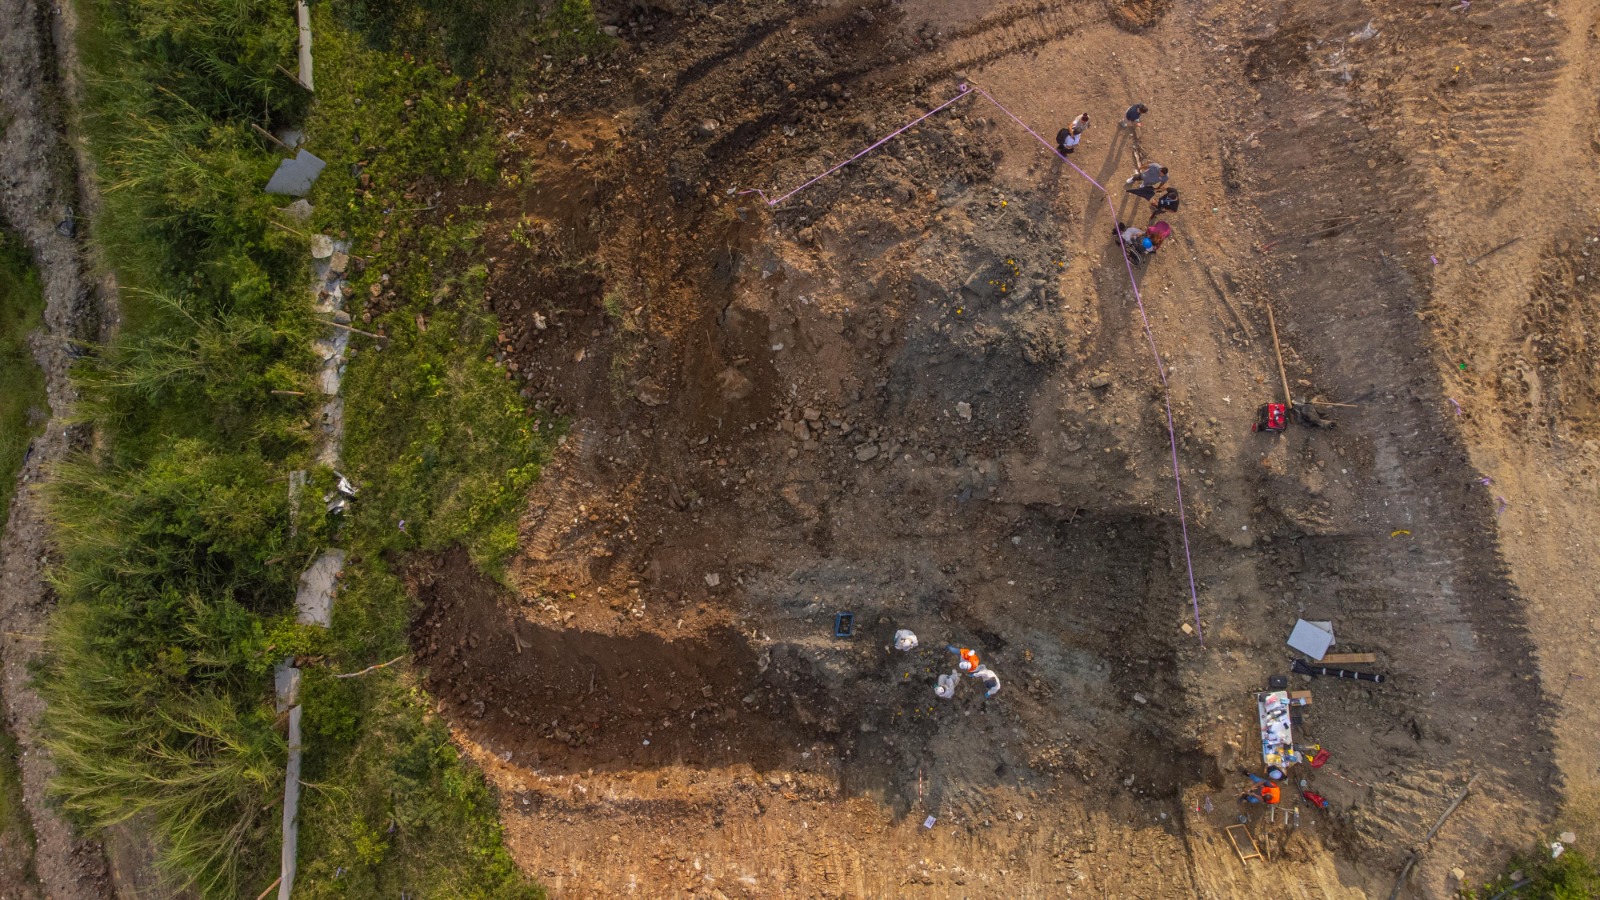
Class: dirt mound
413,550,831,774
1107,0,1170,33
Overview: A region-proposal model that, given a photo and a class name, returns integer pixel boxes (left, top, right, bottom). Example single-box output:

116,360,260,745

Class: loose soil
402,0,1600,897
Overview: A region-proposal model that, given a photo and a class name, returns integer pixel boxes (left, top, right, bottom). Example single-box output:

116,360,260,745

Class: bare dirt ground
403,0,1600,897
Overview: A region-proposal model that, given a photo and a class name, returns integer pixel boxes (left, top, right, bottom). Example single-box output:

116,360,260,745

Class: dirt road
0,0,113,895
401,0,1600,896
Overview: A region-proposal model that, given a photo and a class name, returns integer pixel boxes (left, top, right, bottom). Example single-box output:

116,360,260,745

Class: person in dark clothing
1126,186,1180,218
1120,103,1148,130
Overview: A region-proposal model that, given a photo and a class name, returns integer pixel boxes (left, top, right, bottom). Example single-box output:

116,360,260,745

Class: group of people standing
1054,102,1181,263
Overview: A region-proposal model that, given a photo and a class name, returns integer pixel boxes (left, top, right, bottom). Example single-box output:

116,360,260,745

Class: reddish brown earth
399,0,1600,897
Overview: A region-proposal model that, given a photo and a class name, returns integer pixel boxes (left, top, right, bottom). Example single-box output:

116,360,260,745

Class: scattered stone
717,367,754,402
1449,867,1465,882
1133,693,1148,705
956,401,972,421
277,199,314,222
695,119,719,138
309,234,334,258
328,251,349,274
704,573,721,587
855,444,880,462
1089,373,1113,389
634,377,668,407
1560,831,1577,843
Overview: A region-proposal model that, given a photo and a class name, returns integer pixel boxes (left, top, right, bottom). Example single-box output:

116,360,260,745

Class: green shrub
0,228,47,532
44,0,593,894
1469,846,1600,899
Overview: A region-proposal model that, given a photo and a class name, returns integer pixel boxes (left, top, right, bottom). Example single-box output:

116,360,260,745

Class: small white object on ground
1551,841,1565,858
893,629,918,651
923,816,936,829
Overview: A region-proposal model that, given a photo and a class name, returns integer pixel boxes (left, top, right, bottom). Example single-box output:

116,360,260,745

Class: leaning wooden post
1266,303,1293,406
295,1,314,91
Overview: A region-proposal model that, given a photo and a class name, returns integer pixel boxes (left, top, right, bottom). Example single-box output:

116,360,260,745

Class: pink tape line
738,83,1206,642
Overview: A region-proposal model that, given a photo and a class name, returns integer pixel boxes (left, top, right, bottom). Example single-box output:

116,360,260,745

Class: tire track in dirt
1224,0,1563,891
1416,0,1600,853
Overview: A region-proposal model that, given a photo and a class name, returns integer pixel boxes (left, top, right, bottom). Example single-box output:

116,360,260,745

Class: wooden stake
1421,774,1478,846
333,655,406,679
1309,398,1361,409
275,64,312,91
1266,303,1294,406
269,220,310,239
250,123,294,152
1467,235,1522,266
1387,855,1417,900
271,390,306,397
255,876,283,900
317,319,386,341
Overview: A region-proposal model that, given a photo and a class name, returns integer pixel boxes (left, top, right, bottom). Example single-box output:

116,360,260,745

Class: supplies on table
1257,690,1307,769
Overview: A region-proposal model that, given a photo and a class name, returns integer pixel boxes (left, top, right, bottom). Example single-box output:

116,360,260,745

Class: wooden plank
296,0,315,91
1318,652,1377,665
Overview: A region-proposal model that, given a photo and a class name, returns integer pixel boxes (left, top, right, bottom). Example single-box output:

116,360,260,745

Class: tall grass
45,0,580,894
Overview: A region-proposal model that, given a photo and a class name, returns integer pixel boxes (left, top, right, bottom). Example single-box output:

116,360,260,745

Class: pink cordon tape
735,82,1205,642
738,85,977,207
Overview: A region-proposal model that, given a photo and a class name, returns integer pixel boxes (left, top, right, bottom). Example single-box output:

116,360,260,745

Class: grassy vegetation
1465,846,1600,899
0,727,38,886
336,0,606,75
40,0,601,895
0,229,48,531
0,226,48,892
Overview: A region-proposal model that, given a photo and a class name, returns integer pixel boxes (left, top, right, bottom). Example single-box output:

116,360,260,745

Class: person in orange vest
954,647,981,673
1240,772,1282,804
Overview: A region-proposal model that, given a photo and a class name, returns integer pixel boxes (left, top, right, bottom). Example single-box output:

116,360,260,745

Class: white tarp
1287,619,1335,660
